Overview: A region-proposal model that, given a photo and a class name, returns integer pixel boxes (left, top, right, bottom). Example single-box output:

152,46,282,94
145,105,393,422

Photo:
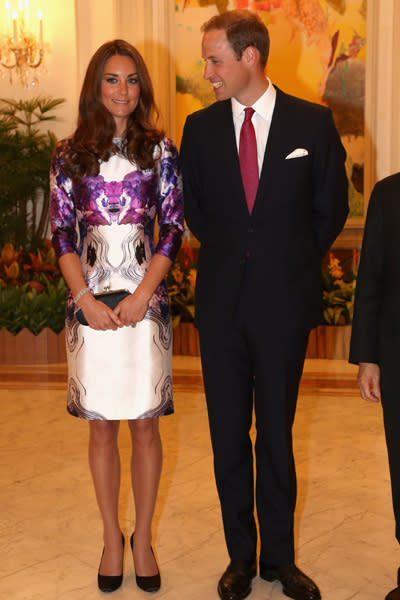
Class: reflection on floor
0,357,398,600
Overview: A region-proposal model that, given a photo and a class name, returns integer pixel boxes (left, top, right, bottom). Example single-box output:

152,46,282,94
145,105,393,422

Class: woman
50,40,184,593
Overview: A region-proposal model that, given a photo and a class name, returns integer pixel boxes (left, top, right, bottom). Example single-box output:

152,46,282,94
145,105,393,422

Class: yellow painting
175,0,367,218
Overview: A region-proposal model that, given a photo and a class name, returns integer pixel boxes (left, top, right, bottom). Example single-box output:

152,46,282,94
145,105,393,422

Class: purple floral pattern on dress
50,137,184,421
51,137,183,258
50,137,184,322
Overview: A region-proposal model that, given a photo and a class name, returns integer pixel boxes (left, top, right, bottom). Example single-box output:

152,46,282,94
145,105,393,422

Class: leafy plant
0,277,67,335
0,240,61,290
322,250,358,325
0,238,198,335
167,240,196,327
0,240,66,335
0,96,65,252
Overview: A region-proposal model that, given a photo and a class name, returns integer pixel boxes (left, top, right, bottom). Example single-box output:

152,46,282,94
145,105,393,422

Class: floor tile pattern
0,357,397,600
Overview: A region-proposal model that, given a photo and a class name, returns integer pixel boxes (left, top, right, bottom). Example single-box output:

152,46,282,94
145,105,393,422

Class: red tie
239,107,258,214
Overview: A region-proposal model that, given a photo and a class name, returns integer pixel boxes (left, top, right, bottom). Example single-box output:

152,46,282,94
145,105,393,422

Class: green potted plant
166,240,198,354
321,250,358,325
0,97,67,363
0,96,65,251
167,240,196,327
0,241,67,335
307,250,358,359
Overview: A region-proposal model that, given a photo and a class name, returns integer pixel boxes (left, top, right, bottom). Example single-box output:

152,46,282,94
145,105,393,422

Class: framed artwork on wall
175,0,367,233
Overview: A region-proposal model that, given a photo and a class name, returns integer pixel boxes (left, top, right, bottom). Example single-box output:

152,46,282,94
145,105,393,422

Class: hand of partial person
114,289,150,327
78,294,122,330
357,362,381,403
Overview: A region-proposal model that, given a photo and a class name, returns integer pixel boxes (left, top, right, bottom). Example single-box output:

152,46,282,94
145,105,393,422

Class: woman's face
101,54,140,136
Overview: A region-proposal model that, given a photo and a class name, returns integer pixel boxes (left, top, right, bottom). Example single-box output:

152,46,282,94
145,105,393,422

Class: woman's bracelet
73,287,90,304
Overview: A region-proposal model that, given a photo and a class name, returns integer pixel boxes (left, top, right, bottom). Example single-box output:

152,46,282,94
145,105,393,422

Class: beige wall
75,0,118,89
364,0,400,198
116,0,176,137
0,0,79,139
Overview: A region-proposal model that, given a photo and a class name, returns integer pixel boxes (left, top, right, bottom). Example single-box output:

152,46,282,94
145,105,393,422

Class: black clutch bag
75,289,131,326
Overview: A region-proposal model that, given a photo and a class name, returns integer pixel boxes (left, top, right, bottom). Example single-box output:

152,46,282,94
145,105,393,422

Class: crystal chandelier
0,1,45,88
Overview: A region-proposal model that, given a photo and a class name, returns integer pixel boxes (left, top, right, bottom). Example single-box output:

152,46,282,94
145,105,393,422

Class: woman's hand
78,293,122,330
114,288,150,327
58,253,122,330
113,254,172,327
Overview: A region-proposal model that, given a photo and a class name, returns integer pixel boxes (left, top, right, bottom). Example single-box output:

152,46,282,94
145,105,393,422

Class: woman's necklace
112,137,126,155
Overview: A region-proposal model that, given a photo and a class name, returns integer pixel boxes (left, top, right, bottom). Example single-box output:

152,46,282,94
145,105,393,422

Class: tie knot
244,107,255,122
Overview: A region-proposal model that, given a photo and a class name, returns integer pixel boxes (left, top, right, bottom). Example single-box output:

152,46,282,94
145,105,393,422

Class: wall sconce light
0,1,45,88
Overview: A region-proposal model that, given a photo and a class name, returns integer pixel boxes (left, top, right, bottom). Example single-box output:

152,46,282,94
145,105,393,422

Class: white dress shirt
231,79,277,175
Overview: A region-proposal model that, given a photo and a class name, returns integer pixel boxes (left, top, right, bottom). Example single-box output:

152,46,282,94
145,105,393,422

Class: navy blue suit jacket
181,88,349,332
350,173,400,368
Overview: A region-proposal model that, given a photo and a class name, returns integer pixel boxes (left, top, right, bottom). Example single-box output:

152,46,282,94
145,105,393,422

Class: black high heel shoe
130,532,161,593
98,532,125,593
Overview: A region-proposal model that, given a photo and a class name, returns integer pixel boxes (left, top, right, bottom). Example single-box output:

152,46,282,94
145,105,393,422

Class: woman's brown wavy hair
62,39,164,180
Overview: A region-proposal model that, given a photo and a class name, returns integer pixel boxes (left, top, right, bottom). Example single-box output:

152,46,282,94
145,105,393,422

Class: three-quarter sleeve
50,142,79,259
155,137,184,263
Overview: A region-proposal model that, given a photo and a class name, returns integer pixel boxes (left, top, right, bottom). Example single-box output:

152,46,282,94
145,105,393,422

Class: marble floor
0,356,398,600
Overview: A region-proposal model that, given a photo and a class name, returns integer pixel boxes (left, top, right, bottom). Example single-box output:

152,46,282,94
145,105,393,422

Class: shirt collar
231,78,276,122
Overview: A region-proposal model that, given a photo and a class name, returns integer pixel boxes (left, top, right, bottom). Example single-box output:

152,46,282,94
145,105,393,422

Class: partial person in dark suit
350,173,400,600
180,9,348,600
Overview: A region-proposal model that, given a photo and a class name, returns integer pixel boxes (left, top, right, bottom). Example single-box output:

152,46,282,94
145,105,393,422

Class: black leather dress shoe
386,586,400,600
260,563,321,600
98,533,125,593
218,559,257,600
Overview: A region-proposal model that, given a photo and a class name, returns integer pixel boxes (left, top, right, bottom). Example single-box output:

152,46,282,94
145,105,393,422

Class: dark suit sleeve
180,115,205,243
349,184,384,364
311,109,349,255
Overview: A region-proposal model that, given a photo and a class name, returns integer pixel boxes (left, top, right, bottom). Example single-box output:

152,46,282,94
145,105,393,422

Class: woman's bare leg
88,420,124,575
129,418,162,575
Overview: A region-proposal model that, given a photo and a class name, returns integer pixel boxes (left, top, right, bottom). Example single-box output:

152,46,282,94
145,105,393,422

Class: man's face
202,29,251,103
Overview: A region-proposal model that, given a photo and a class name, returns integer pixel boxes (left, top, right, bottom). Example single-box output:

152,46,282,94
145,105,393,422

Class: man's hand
357,362,381,403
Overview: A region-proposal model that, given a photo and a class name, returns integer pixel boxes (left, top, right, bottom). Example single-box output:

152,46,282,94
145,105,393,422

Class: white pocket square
285,148,309,159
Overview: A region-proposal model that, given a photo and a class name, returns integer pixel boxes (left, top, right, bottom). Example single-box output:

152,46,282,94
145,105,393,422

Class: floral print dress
50,138,184,420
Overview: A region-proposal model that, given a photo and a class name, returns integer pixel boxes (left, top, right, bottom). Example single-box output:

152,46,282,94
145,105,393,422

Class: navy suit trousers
198,270,310,564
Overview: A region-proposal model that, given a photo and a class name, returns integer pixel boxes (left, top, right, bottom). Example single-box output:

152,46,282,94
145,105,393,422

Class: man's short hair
201,9,270,69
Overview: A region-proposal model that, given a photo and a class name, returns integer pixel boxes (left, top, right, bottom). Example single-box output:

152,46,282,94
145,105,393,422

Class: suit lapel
212,97,290,218
216,101,250,216
252,89,290,215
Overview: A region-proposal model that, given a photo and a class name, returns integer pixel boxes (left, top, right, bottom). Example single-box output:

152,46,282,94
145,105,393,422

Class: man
350,174,400,600
180,10,348,600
